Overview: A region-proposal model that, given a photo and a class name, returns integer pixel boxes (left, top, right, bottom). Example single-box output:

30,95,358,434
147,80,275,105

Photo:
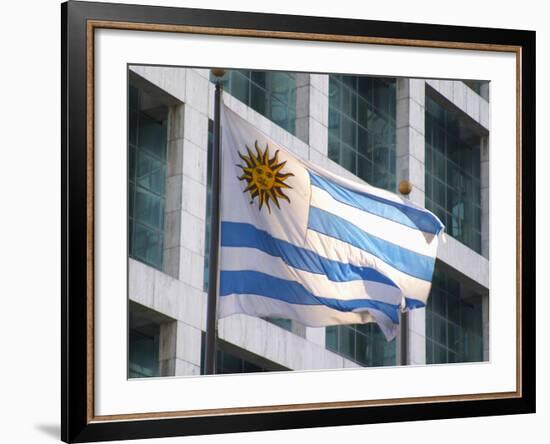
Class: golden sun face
237,141,294,213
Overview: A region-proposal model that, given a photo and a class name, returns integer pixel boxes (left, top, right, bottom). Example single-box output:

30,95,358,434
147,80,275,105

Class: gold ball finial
398,180,412,195
210,68,226,78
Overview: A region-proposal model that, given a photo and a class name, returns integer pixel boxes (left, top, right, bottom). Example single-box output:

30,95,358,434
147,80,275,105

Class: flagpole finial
398,180,412,195
211,68,226,78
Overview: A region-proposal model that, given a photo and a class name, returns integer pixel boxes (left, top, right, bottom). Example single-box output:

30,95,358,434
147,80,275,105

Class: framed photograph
61,1,535,442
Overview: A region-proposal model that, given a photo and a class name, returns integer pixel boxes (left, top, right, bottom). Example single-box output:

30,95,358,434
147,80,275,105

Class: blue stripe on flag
221,221,398,287
220,270,400,323
308,207,435,281
309,172,444,235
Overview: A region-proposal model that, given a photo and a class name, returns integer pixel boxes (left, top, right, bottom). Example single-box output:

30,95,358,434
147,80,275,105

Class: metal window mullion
132,205,165,235
132,220,163,241
128,98,141,261
134,182,165,200
143,149,166,164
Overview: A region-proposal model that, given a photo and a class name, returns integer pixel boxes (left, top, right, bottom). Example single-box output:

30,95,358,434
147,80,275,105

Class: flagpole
398,180,412,366
204,69,225,375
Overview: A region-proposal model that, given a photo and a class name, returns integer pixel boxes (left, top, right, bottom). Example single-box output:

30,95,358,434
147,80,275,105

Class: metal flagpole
398,179,412,366
203,69,225,375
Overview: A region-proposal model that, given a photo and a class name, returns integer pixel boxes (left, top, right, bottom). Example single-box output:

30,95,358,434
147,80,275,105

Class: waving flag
218,106,444,340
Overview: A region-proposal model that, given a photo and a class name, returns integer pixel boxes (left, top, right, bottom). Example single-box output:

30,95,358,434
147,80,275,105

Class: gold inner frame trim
86,19,523,423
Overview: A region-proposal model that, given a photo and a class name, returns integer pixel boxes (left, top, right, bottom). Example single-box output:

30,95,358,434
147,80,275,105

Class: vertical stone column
480,82,490,102
164,104,185,278
295,73,329,158
164,69,210,293
396,79,426,205
305,328,326,347
174,321,203,375
395,79,427,366
163,68,211,374
480,134,490,360
158,320,203,376
294,73,330,346
480,136,490,259
482,294,490,361
159,321,177,376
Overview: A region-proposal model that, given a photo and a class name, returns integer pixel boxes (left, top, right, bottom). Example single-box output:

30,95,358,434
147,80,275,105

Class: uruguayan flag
219,106,444,340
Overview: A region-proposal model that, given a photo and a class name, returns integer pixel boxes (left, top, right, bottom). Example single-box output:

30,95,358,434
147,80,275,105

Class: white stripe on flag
307,161,441,223
310,185,438,257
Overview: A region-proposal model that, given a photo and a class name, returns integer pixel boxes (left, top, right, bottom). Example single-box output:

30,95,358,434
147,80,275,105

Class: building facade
127,66,490,378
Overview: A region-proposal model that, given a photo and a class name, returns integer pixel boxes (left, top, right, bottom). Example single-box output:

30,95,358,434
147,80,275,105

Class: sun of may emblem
237,141,294,213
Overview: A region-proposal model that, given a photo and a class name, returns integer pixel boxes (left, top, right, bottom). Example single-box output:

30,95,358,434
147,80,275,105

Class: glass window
129,321,160,378
200,338,286,374
214,70,297,135
326,323,396,367
425,95,482,253
426,264,484,364
129,302,175,378
215,349,267,374
128,84,168,270
328,75,396,191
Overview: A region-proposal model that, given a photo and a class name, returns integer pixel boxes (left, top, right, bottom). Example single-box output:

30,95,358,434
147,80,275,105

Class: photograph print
127,66,489,378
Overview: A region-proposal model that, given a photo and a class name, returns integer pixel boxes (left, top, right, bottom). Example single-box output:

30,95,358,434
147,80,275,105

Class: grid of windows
328,75,396,191
128,84,168,270
326,323,396,367
425,95,482,253
216,70,297,135
426,266,484,364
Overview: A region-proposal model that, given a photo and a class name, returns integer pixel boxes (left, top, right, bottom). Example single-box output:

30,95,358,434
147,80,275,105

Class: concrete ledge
129,259,207,330
426,79,489,131
218,314,360,371
437,235,489,289
129,259,361,371
130,65,186,103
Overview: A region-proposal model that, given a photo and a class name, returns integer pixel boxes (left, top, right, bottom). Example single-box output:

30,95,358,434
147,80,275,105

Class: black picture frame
61,1,536,442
